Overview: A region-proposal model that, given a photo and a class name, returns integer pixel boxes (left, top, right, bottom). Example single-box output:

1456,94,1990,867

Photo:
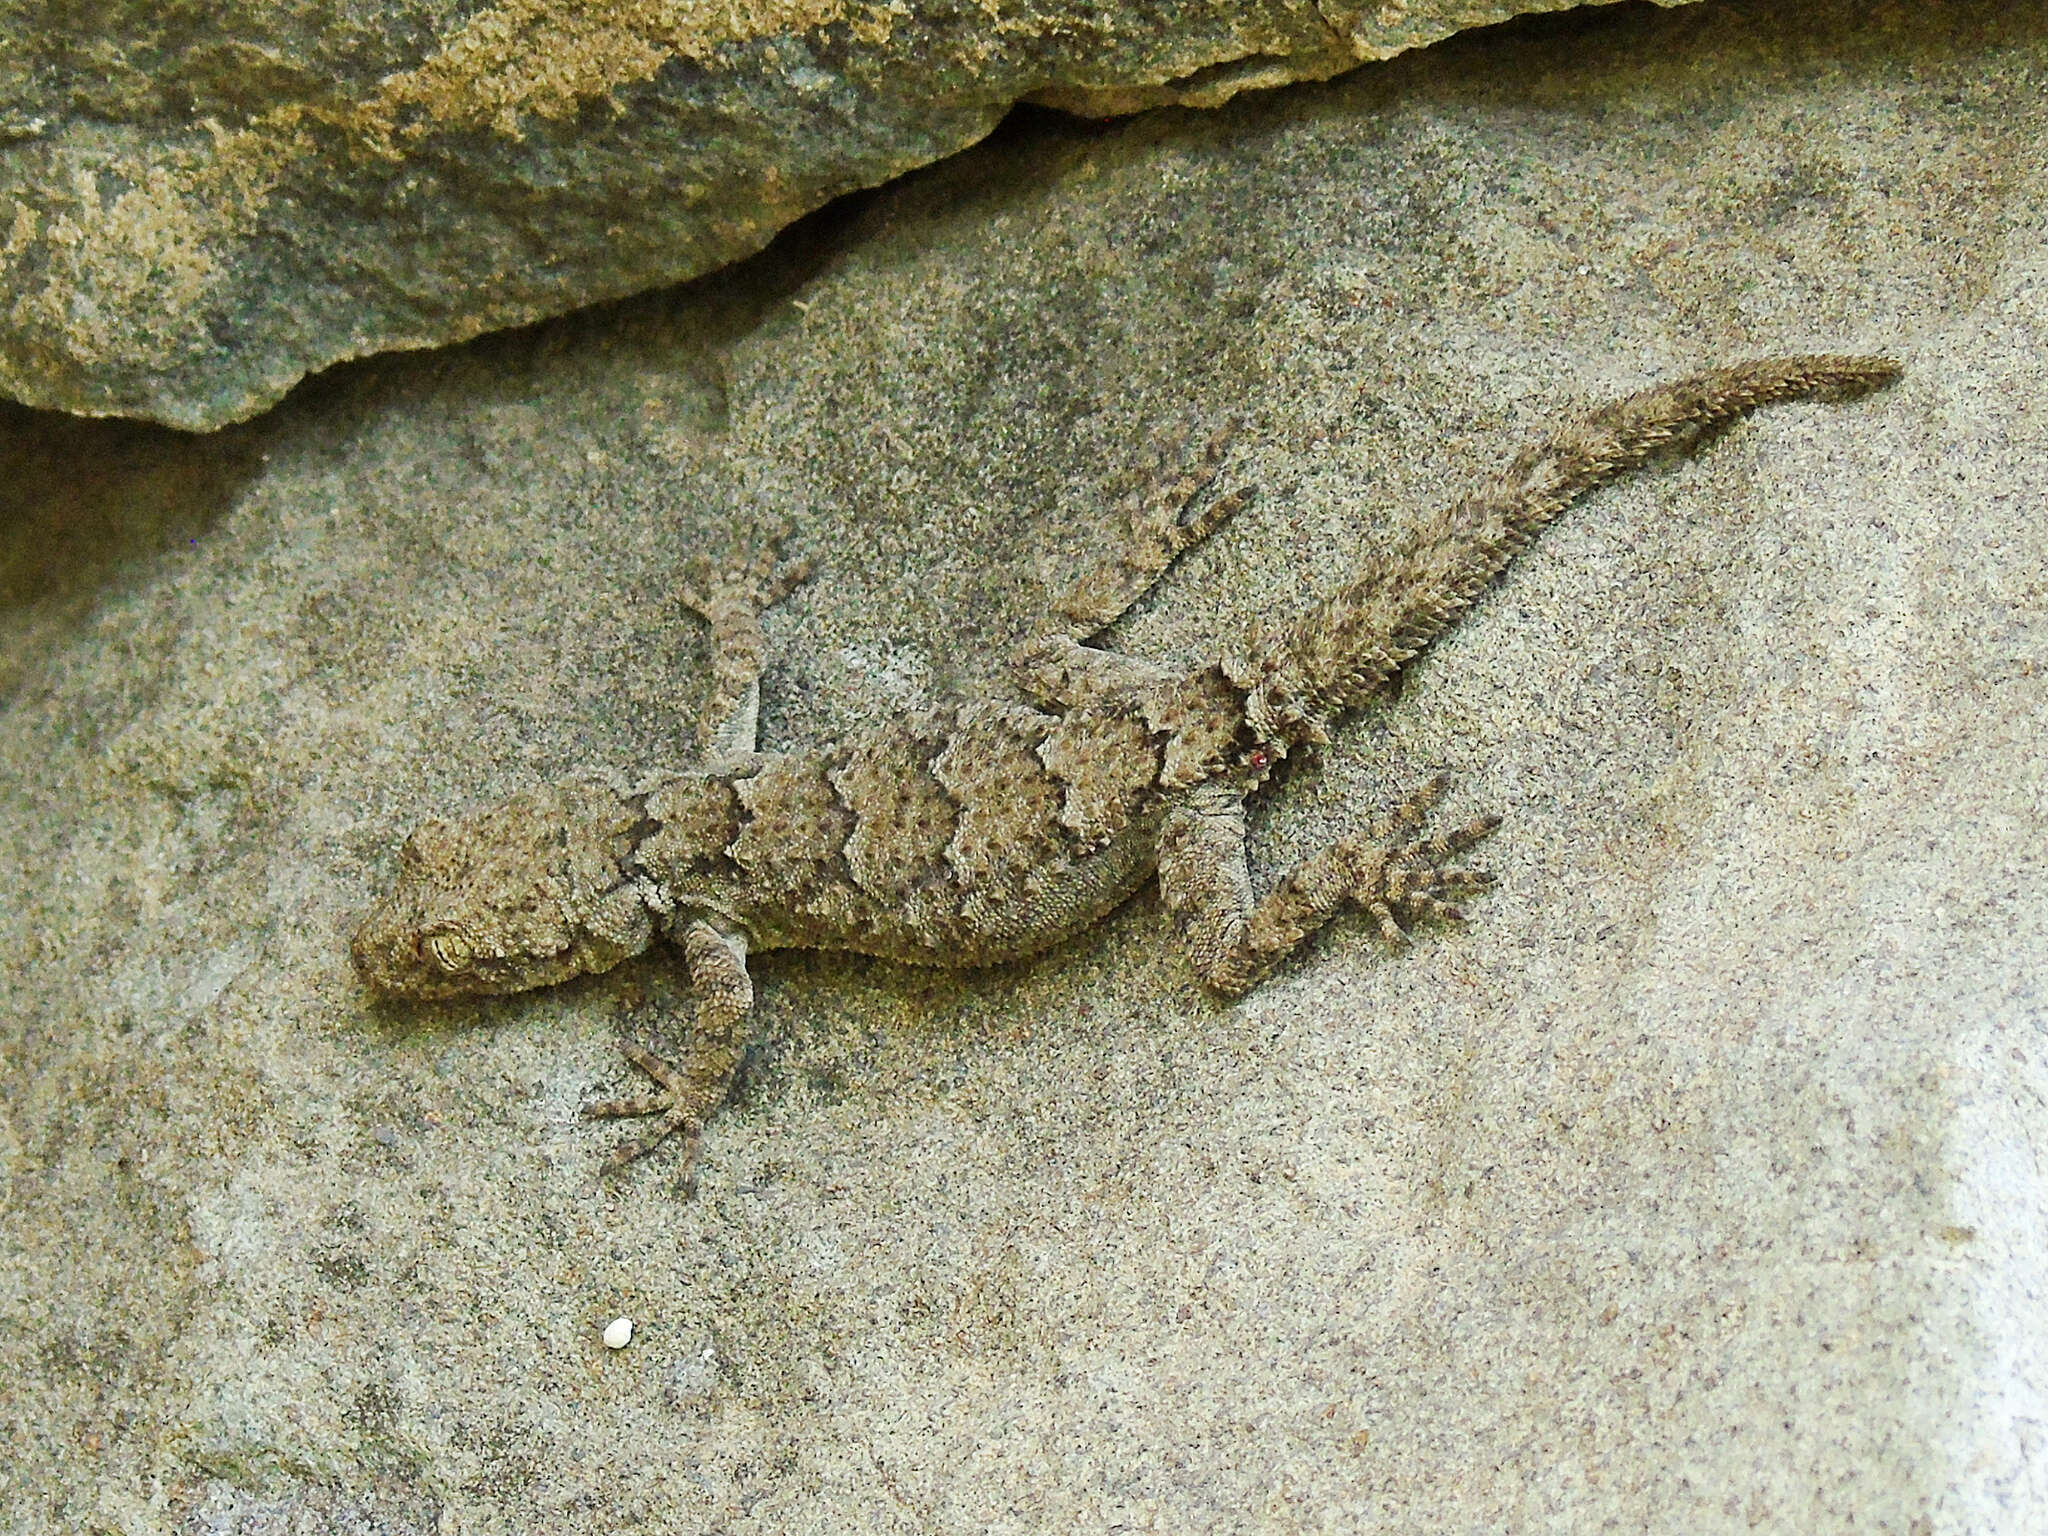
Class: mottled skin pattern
352,356,1902,1178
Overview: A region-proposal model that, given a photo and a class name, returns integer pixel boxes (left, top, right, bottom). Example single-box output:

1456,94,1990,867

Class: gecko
351,355,1901,1177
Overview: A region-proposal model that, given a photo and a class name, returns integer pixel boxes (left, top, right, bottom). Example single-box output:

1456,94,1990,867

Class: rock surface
0,0,1675,432
4,0,2046,1530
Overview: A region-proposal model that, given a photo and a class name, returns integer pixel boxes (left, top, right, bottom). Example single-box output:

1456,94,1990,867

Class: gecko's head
351,781,656,1000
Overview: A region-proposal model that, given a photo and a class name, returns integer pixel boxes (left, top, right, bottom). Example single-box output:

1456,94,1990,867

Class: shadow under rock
0,401,265,697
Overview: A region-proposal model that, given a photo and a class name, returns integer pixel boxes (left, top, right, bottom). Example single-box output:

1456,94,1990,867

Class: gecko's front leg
583,919,755,1187
679,532,812,766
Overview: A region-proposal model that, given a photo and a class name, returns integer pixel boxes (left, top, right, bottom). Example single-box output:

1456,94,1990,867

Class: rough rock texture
3,0,2045,1530
0,0,1688,431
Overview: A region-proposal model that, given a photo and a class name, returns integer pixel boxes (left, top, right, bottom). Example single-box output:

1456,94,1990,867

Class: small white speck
602,1316,633,1350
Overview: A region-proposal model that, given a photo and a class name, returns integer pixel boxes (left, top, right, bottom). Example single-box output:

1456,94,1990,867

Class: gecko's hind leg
1052,420,1252,638
1159,775,1501,997
680,530,813,765
583,920,753,1191
1014,420,1254,707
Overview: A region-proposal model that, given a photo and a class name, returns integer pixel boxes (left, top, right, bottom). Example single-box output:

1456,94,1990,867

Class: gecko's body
352,356,1901,1173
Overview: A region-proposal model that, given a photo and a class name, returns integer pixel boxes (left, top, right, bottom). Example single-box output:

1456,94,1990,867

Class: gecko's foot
679,527,813,630
1123,418,1249,555
583,1043,706,1188
1346,774,1501,944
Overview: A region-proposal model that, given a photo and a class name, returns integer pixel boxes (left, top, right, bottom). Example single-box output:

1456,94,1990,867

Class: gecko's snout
347,898,420,996
348,865,475,999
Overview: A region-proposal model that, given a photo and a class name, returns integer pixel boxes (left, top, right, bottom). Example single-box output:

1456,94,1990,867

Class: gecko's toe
597,1111,702,1183
585,1044,704,1186
1350,778,1505,944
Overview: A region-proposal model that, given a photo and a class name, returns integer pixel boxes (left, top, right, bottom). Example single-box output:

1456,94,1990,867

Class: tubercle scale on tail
1222,354,1902,748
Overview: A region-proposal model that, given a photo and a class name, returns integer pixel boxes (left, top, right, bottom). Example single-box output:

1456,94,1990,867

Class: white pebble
602,1316,634,1350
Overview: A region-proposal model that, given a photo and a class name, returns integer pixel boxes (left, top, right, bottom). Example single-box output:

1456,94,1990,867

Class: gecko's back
636,689,1202,966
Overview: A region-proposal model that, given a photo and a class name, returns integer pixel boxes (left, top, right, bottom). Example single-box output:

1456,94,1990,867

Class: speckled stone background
3,0,2045,1530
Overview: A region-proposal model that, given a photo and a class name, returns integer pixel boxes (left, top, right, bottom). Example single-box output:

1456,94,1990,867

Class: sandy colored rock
3,0,2045,1530
0,0,1685,430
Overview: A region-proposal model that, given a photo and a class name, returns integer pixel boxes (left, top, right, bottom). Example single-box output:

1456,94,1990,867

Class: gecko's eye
425,932,474,973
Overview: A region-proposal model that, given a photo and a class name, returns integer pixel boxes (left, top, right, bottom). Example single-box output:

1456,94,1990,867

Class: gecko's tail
1225,353,1903,747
